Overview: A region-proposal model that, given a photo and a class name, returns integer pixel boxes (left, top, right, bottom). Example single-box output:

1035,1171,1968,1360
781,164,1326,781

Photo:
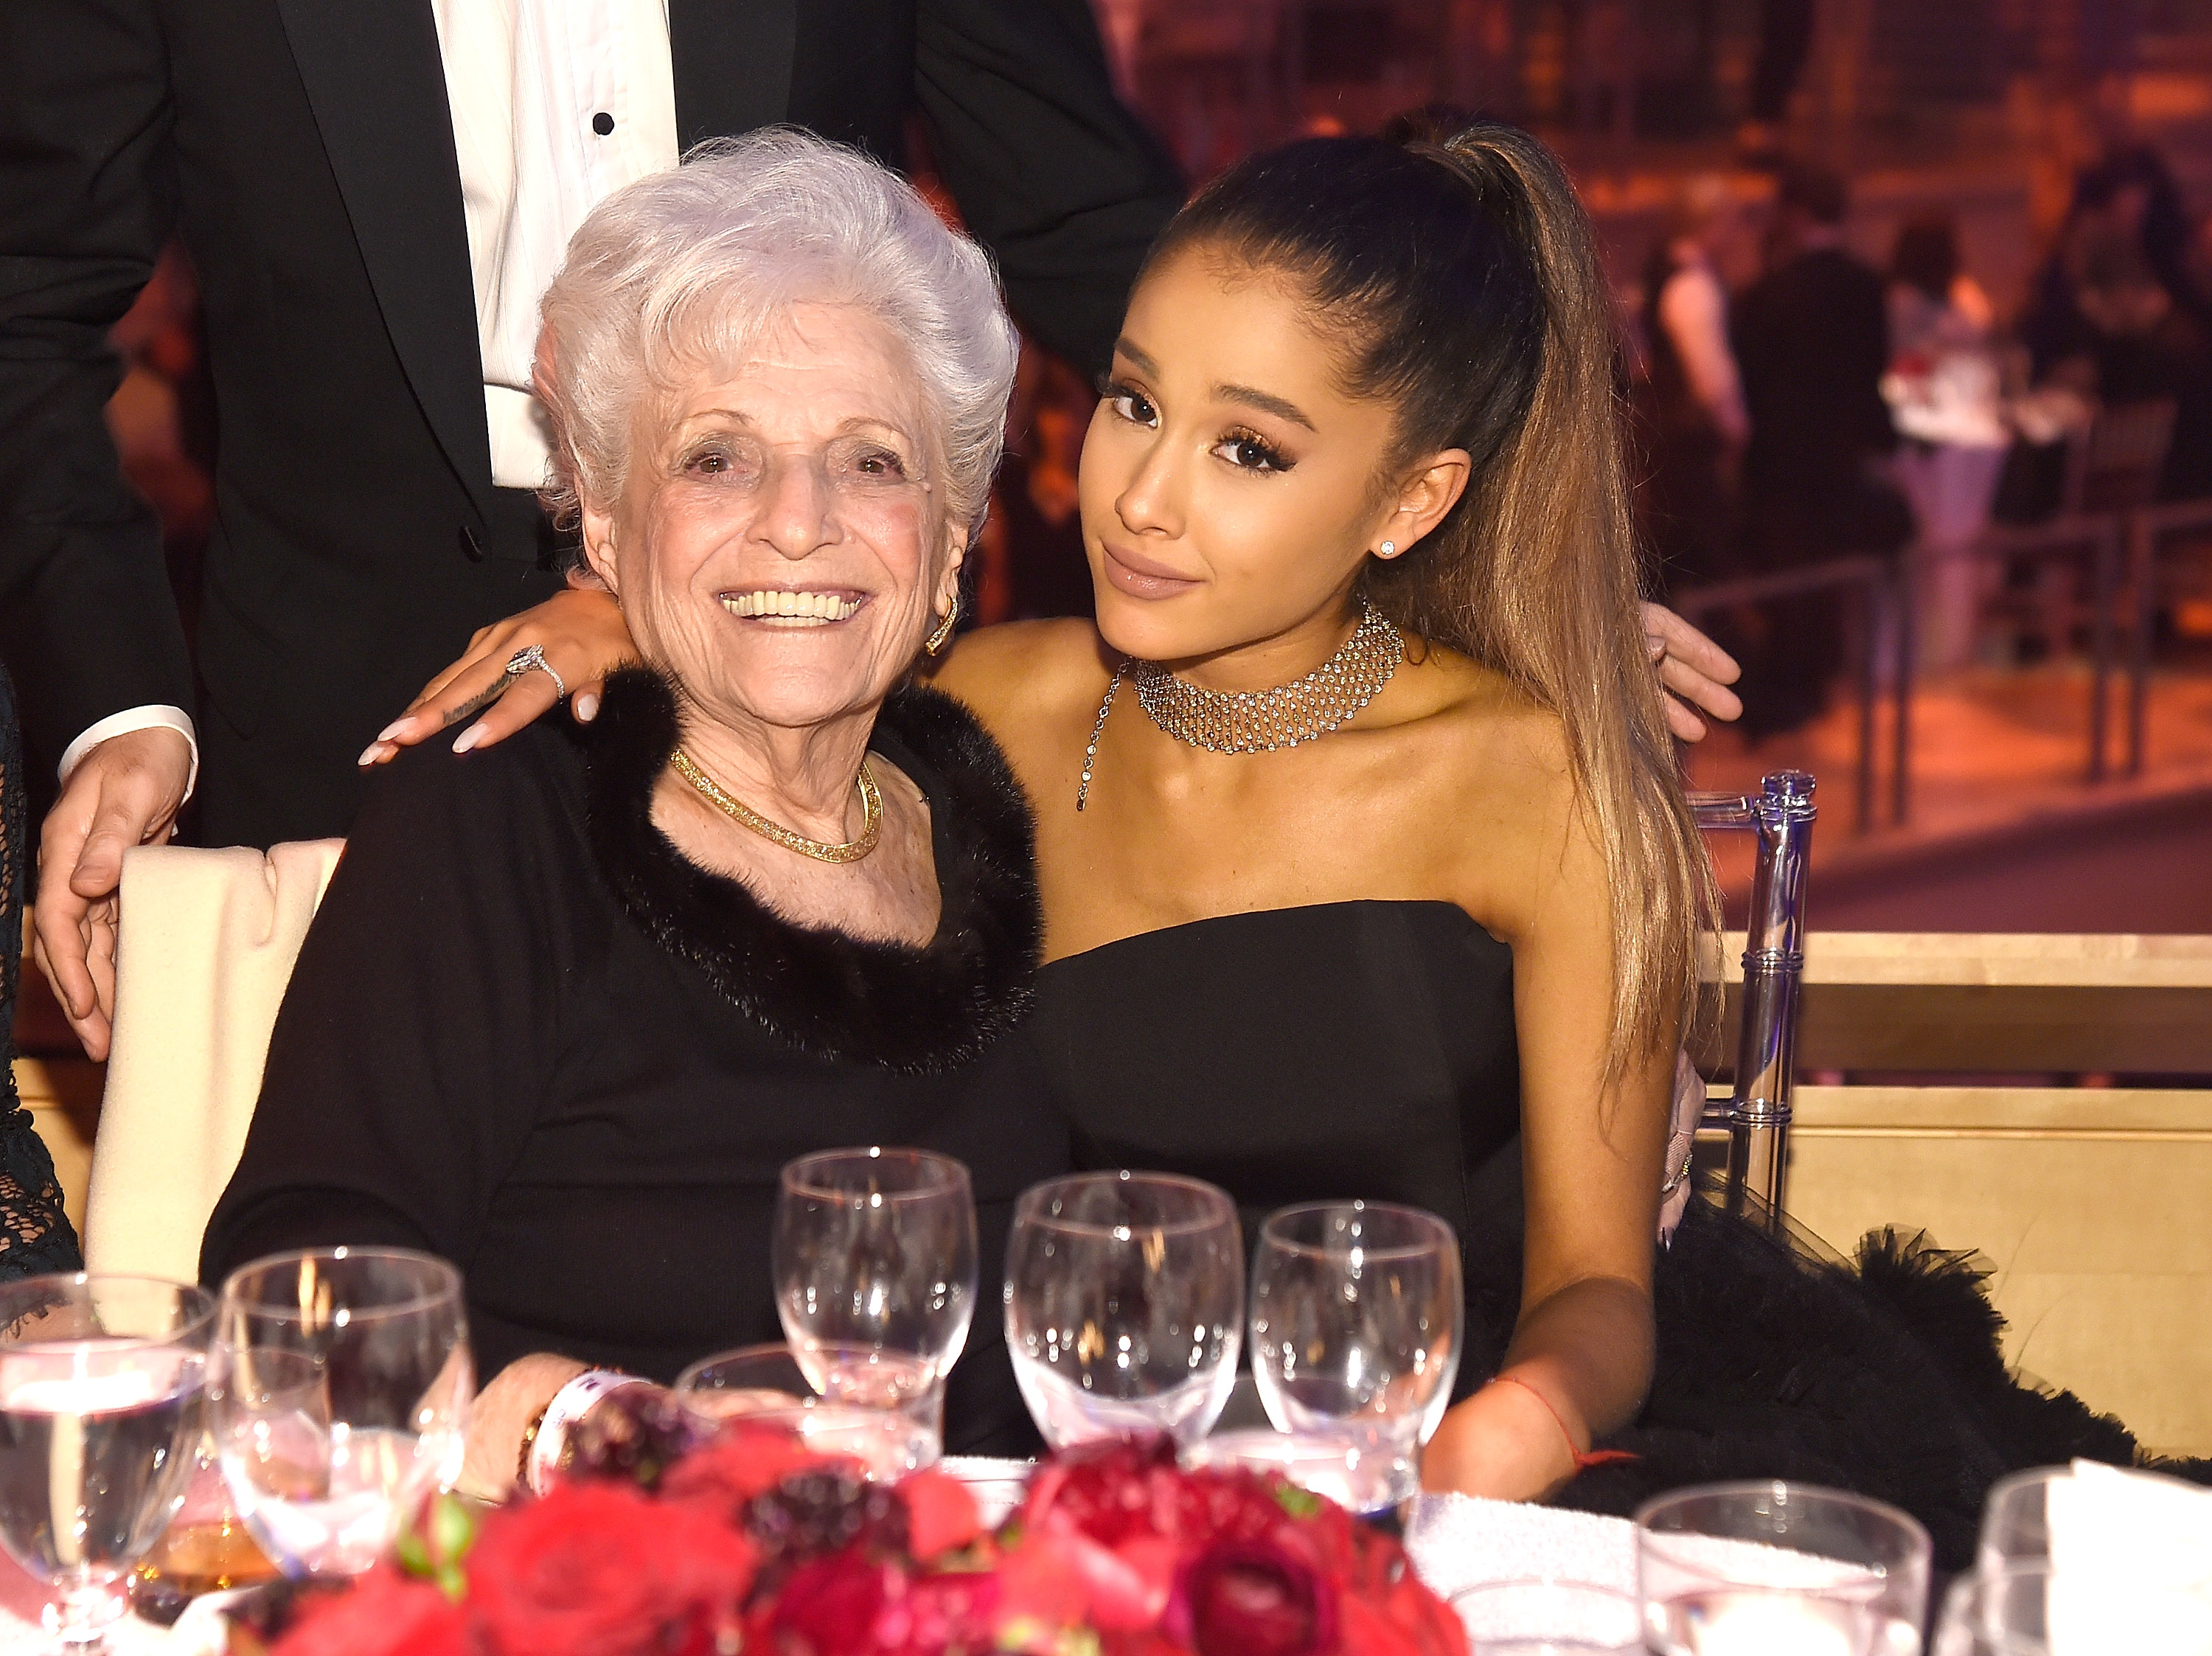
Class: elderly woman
199,134,1057,1492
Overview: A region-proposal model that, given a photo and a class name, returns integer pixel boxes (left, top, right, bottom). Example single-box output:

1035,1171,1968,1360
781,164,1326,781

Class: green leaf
393,1531,433,1578
1272,1484,1322,1519
429,1494,477,1566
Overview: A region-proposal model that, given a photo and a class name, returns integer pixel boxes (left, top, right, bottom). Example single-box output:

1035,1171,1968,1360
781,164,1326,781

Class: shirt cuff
59,706,201,807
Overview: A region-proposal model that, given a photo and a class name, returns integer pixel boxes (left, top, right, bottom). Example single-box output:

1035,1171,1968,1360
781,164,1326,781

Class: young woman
373,125,2183,1551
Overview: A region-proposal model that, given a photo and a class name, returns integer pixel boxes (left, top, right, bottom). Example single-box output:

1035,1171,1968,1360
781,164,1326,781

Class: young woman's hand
1641,602,1742,742
360,582,636,766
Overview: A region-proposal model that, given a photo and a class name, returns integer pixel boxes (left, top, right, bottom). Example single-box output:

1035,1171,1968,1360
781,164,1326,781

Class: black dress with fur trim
204,670,1065,1457
1026,902,2208,1569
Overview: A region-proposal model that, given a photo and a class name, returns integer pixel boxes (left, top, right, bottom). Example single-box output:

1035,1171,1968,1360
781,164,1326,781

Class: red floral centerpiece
245,1393,1466,1656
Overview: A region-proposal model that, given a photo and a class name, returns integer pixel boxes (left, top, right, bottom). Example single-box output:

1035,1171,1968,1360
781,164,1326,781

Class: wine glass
0,1273,215,1651
674,1343,934,1478
1247,1200,1462,1509
1003,1171,1242,1449
214,1248,471,1579
773,1147,975,1462
1450,1579,1642,1655
1636,1482,1931,1656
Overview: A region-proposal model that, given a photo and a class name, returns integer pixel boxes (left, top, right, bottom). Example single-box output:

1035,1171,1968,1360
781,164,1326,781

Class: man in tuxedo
0,0,1183,1054
1730,161,1909,738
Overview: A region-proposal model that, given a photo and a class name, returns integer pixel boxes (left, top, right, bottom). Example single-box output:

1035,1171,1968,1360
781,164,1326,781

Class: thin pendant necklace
1076,597,1404,810
672,747,883,863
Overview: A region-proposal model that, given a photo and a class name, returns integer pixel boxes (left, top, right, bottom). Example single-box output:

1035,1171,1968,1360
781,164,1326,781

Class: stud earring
923,591,959,655
1378,540,1397,558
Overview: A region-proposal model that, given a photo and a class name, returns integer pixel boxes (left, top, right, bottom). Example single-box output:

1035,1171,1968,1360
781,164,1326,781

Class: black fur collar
582,668,1040,1074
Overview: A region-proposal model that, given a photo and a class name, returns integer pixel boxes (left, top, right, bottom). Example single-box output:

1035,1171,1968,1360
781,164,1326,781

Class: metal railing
1673,557,1903,832
1672,495,2205,827
2126,498,2212,776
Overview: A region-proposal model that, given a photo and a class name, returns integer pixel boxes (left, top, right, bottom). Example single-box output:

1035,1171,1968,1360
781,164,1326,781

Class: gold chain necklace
1076,598,1404,810
672,748,883,863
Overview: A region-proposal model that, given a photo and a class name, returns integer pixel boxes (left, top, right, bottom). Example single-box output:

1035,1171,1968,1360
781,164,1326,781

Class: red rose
759,1548,894,1653
896,1468,981,1560
268,1565,468,1656
1166,1537,1339,1656
466,1478,758,1656
658,1422,832,1520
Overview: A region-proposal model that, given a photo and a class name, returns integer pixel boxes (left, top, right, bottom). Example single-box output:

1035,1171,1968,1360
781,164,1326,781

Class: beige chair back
1731,931,2212,1458
83,840,345,1281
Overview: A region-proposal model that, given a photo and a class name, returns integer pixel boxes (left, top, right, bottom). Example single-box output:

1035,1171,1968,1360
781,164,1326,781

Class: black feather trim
581,667,1040,1074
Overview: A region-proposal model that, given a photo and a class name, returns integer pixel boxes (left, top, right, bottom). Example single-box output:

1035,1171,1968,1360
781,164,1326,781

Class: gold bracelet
516,1402,552,1496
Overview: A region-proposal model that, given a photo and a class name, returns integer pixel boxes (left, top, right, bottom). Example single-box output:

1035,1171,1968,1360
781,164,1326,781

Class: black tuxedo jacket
0,0,1180,845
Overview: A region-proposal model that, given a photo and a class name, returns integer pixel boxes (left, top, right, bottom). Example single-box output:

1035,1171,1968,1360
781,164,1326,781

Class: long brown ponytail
1147,123,1717,1083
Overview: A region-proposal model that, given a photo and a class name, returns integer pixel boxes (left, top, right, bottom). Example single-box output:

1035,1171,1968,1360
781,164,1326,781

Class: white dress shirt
1655,242,1750,449
71,0,679,793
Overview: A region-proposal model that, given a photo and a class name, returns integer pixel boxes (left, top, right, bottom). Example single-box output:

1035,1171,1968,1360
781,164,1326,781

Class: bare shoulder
1397,638,1576,821
920,619,1113,740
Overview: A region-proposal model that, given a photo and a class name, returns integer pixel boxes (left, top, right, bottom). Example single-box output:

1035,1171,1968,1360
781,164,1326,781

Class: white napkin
2045,1461,2212,1655
1404,1492,1639,1598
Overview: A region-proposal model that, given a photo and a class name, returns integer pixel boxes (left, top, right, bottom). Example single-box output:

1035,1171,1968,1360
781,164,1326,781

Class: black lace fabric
0,668,84,1278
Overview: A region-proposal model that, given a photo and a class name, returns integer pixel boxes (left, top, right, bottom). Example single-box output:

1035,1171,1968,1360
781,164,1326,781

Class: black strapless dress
1027,900,2204,1570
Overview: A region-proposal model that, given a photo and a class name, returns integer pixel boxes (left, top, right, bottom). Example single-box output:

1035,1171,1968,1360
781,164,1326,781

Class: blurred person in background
1730,161,1910,739
1883,213,2007,673
1635,175,1750,596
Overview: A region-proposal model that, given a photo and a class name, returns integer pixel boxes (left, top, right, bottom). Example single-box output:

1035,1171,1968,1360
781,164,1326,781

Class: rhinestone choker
1076,599,1405,809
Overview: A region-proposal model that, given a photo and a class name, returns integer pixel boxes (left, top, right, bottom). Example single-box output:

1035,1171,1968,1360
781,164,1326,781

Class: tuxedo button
591,111,614,136
459,524,486,563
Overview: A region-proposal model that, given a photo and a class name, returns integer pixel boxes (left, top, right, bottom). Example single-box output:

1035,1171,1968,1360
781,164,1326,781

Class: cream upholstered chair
82,839,345,1280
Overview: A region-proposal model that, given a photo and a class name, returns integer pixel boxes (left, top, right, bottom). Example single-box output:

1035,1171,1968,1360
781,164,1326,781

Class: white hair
537,129,1020,542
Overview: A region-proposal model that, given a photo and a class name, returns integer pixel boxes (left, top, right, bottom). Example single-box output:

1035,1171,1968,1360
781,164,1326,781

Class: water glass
1636,1481,1932,1656
1248,1200,1461,1509
0,1274,214,1651
773,1147,975,1458
1004,1171,1242,1448
674,1343,935,1478
1933,1558,2212,1656
214,1248,471,1579
1450,1579,1641,1655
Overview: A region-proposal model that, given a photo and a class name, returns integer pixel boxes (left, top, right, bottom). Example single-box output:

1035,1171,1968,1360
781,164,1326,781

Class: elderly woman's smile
582,302,957,737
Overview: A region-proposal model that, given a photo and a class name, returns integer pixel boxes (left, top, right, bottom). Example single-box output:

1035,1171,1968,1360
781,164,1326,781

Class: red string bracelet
1487,1374,1639,1472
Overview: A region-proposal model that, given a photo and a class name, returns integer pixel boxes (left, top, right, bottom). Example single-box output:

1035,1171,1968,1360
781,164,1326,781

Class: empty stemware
1003,1170,1243,1450
0,1273,215,1652
1636,1481,1932,1656
773,1147,976,1465
214,1248,471,1579
1247,1200,1462,1509
674,1342,936,1478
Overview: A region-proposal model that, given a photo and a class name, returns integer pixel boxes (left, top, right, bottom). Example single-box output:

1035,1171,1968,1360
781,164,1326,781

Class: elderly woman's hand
361,582,636,766
1641,602,1742,742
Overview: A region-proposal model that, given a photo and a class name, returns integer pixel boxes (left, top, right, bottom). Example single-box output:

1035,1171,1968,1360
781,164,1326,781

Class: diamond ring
504,644,568,700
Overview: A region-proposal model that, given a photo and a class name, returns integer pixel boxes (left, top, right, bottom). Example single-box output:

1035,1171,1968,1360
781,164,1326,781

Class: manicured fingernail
1647,634,1667,659
453,723,487,754
573,691,599,723
356,742,384,767
376,720,406,742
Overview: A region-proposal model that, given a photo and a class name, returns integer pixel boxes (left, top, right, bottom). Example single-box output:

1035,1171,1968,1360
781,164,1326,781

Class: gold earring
924,591,959,655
